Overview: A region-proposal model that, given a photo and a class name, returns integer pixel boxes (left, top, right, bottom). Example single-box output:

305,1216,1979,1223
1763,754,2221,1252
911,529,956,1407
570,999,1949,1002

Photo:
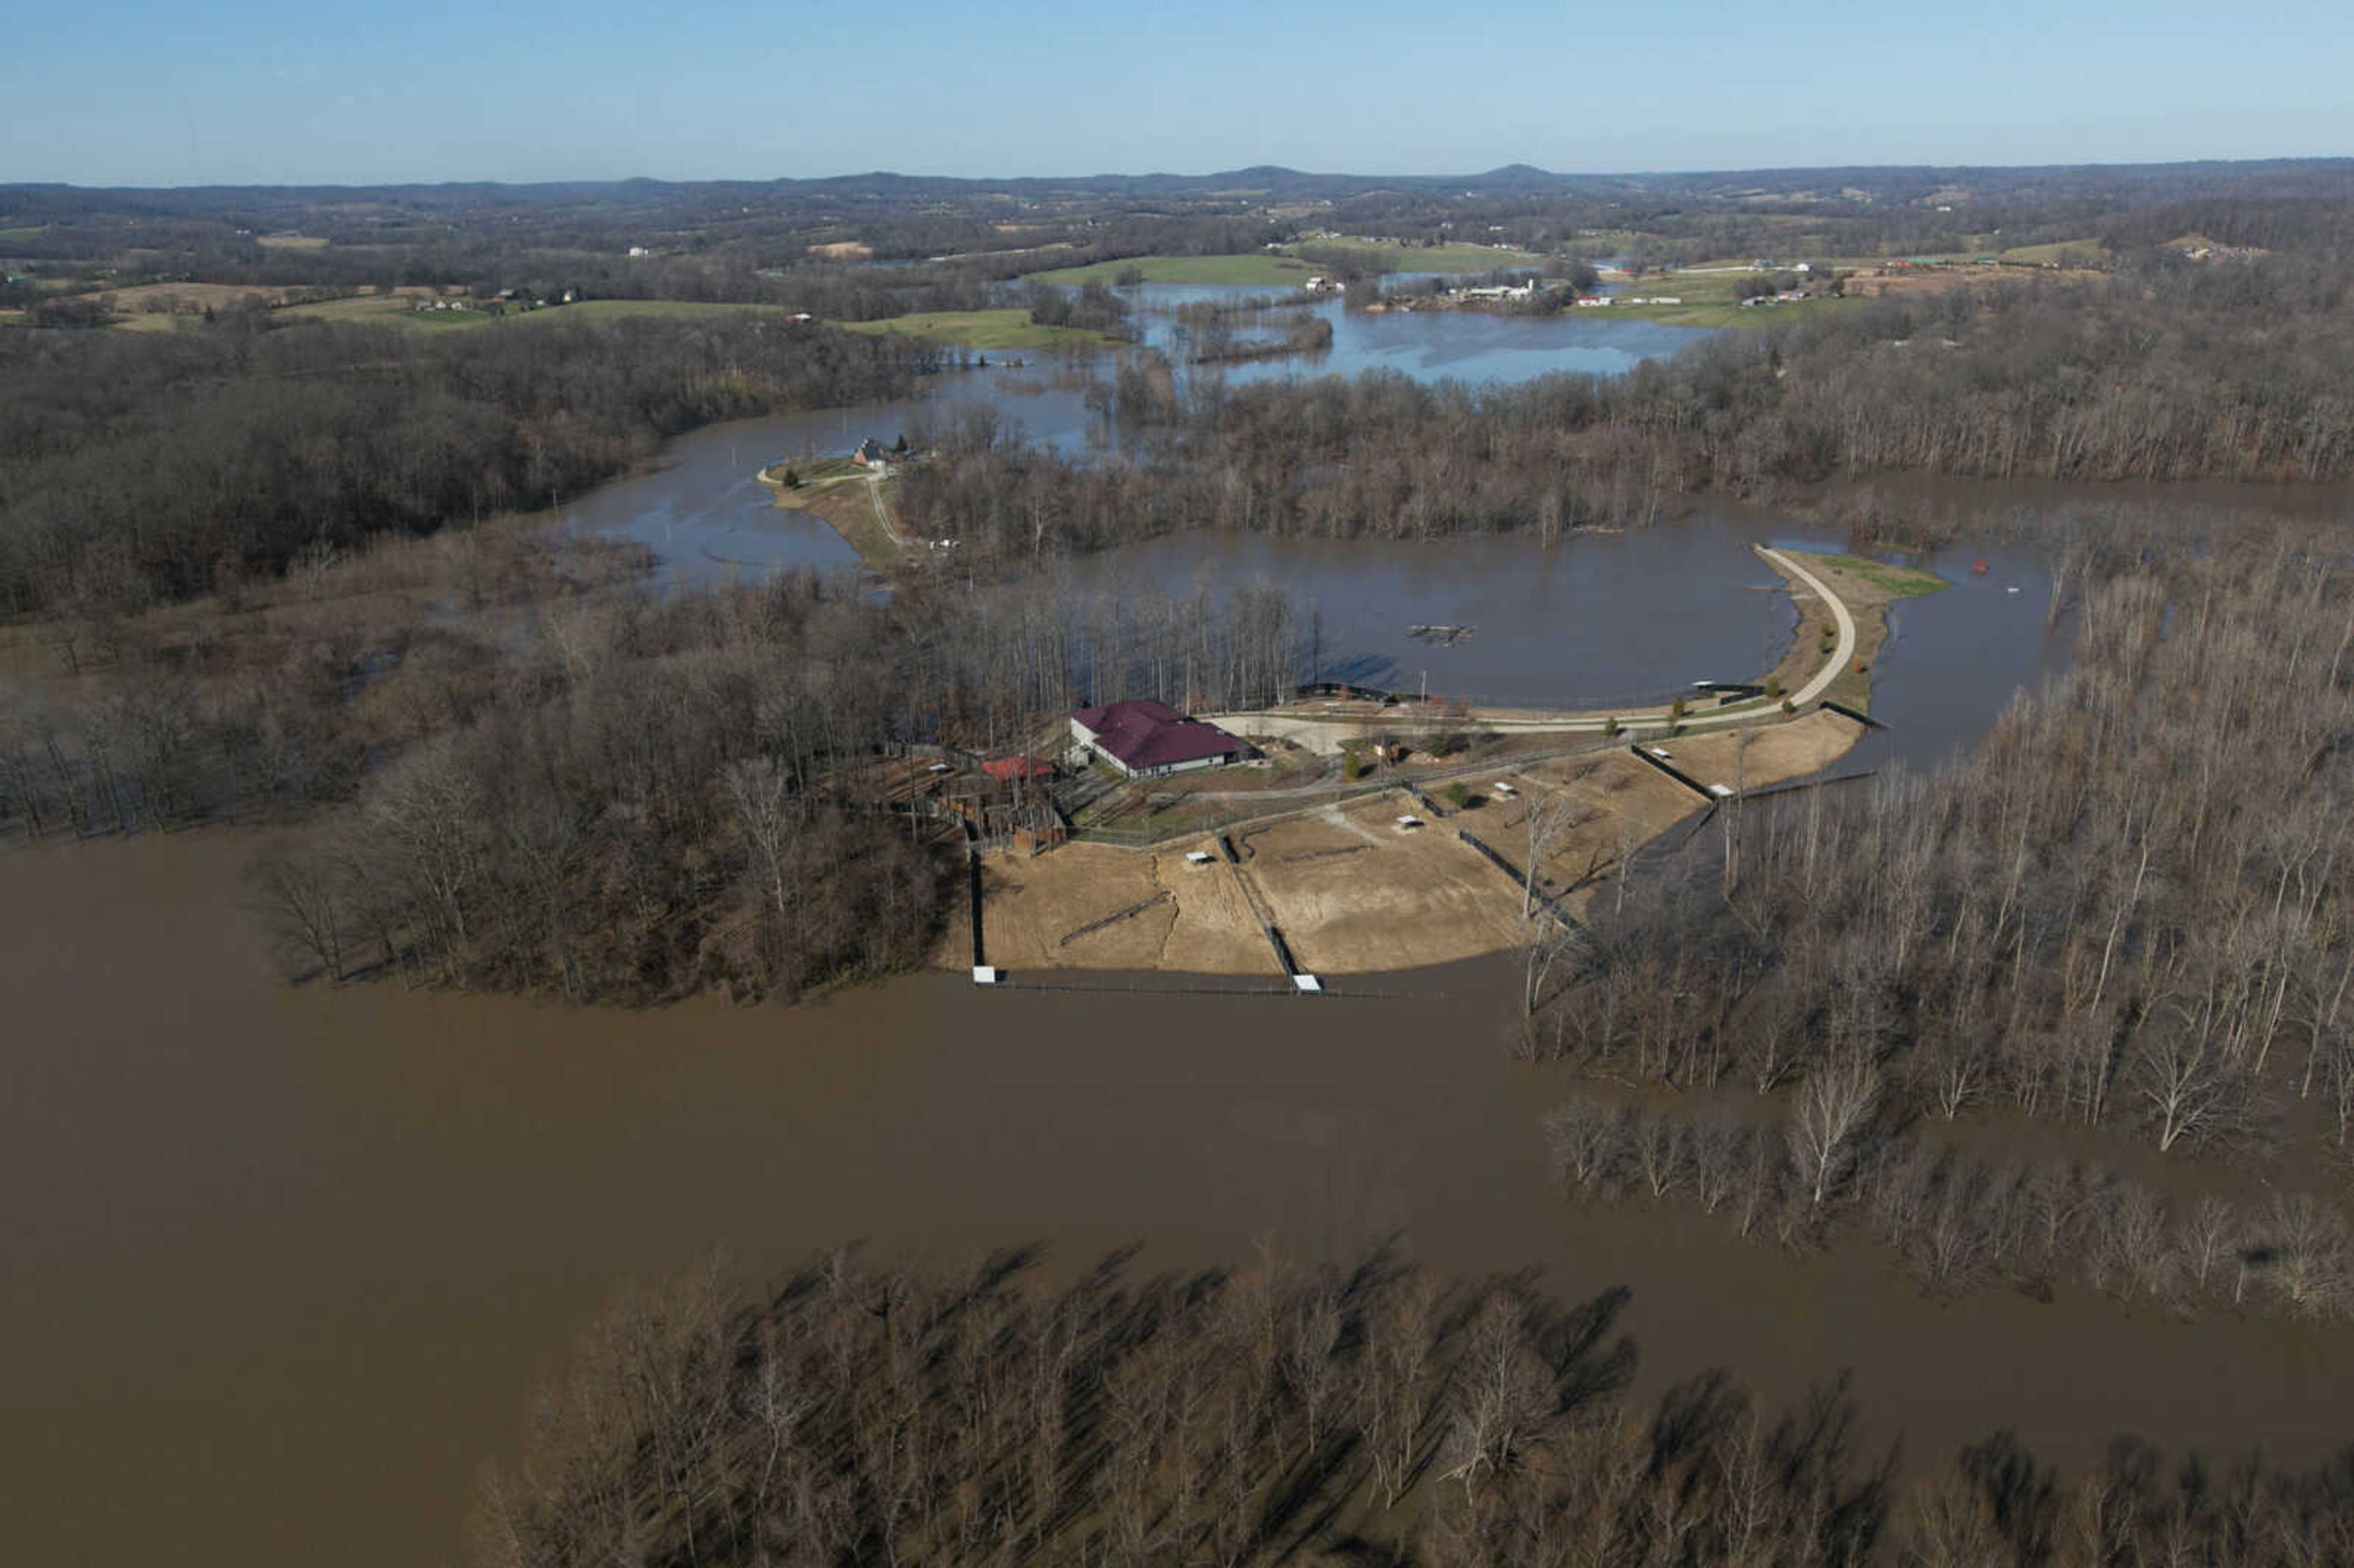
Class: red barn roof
1072,699,1247,772
981,755,1054,783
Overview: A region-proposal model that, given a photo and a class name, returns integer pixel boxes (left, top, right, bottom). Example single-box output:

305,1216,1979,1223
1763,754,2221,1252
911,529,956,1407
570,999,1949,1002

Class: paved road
1208,546,1859,755
1760,546,1856,708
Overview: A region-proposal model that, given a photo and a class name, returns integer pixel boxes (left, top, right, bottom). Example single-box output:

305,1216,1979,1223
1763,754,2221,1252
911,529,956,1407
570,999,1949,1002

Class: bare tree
1544,1100,1628,1198
2257,1194,2350,1319
248,839,348,981
2133,1024,2250,1154
1789,1056,1882,1208
2177,1195,2242,1298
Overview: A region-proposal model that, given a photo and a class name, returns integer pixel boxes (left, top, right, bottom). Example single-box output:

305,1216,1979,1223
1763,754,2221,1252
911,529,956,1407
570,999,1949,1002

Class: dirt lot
1669,710,1865,792
951,710,1870,980
1474,710,1867,908
961,841,1278,976
1478,752,1709,904
1234,791,1526,975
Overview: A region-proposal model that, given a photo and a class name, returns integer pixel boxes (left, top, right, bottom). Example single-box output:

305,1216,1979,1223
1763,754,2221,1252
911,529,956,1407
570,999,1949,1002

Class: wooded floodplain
899,256,2354,561
10,161,2354,1561
1530,517,2354,1323
0,313,937,614
482,1244,2354,1568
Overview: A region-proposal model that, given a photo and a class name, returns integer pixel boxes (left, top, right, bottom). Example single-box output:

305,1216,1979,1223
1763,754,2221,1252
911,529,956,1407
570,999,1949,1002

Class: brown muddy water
5,832,2350,1568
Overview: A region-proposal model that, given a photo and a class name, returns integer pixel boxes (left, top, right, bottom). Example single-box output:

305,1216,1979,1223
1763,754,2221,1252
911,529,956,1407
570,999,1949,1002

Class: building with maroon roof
1068,699,1252,779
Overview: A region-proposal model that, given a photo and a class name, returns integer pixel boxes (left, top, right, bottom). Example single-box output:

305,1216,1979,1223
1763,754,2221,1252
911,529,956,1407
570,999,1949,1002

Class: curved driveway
1206,545,1859,753
1756,546,1856,708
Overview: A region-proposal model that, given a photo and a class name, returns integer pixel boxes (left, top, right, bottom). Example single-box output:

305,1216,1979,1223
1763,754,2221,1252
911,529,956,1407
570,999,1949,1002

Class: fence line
981,975,1455,1001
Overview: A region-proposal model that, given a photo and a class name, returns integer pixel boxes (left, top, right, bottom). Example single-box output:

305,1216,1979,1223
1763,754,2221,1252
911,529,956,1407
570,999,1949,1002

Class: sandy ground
964,841,1278,976
1479,752,1709,904
1670,710,1865,793
1234,791,1528,975
1459,710,1865,909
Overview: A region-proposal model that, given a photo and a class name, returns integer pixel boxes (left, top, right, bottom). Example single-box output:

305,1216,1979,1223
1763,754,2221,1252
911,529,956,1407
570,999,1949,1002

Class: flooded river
1122,280,1706,386
6,828,2352,1568
10,314,2343,1561
566,412,2071,772
562,288,1718,587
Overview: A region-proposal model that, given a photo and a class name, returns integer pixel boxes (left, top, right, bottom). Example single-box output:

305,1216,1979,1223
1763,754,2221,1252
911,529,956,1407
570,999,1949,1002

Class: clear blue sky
8,0,2349,186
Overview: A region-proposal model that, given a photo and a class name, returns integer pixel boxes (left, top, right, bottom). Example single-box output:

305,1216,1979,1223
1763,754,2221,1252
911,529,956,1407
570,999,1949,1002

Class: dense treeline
0,525,642,840
1547,1094,2353,1319
479,1244,2354,1568
273,575,950,1002
1,528,1319,999
241,567,1314,999
898,257,2354,558
0,313,934,613
1520,522,2354,1311
1542,536,2354,1148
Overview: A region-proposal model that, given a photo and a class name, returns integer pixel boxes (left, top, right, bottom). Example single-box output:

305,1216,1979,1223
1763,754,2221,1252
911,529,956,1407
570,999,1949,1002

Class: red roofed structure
1068,699,1252,779
981,755,1056,785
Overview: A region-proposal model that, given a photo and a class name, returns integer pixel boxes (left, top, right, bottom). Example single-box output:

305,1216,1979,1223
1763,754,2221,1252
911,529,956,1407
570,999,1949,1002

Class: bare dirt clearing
958,709,1872,978
963,842,1277,976
1460,710,1865,908
1237,791,1528,975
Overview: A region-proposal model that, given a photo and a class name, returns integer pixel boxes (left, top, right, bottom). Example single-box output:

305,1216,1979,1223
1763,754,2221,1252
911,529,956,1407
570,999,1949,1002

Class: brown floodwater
4,831,2349,1568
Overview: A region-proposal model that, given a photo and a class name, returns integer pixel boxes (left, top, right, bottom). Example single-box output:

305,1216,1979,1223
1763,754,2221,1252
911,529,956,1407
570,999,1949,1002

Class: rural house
1068,699,1251,779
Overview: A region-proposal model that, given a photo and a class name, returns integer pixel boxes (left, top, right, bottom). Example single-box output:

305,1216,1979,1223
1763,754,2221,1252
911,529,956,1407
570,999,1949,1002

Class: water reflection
1117,280,1710,386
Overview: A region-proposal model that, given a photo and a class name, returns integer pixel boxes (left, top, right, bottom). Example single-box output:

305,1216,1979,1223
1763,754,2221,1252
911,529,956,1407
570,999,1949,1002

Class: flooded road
6,831,2349,1568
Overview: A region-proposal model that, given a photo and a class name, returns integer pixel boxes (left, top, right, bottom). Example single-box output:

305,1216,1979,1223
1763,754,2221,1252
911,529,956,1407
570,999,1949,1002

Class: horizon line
8,151,2354,195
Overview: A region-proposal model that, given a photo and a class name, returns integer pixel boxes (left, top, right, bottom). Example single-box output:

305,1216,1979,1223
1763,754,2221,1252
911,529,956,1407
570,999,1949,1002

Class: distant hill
9,158,2354,227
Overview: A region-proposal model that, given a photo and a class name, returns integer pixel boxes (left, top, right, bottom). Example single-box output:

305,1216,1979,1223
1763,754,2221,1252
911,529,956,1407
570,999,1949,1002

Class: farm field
274,294,810,331
834,306,1118,349
1298,237,1545,272
1602,266,1850,329
1997,237,2109,265
1030,253,1319,286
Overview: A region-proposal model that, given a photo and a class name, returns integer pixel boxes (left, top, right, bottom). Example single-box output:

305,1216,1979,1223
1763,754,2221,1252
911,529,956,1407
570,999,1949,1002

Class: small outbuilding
981,755,1056,785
